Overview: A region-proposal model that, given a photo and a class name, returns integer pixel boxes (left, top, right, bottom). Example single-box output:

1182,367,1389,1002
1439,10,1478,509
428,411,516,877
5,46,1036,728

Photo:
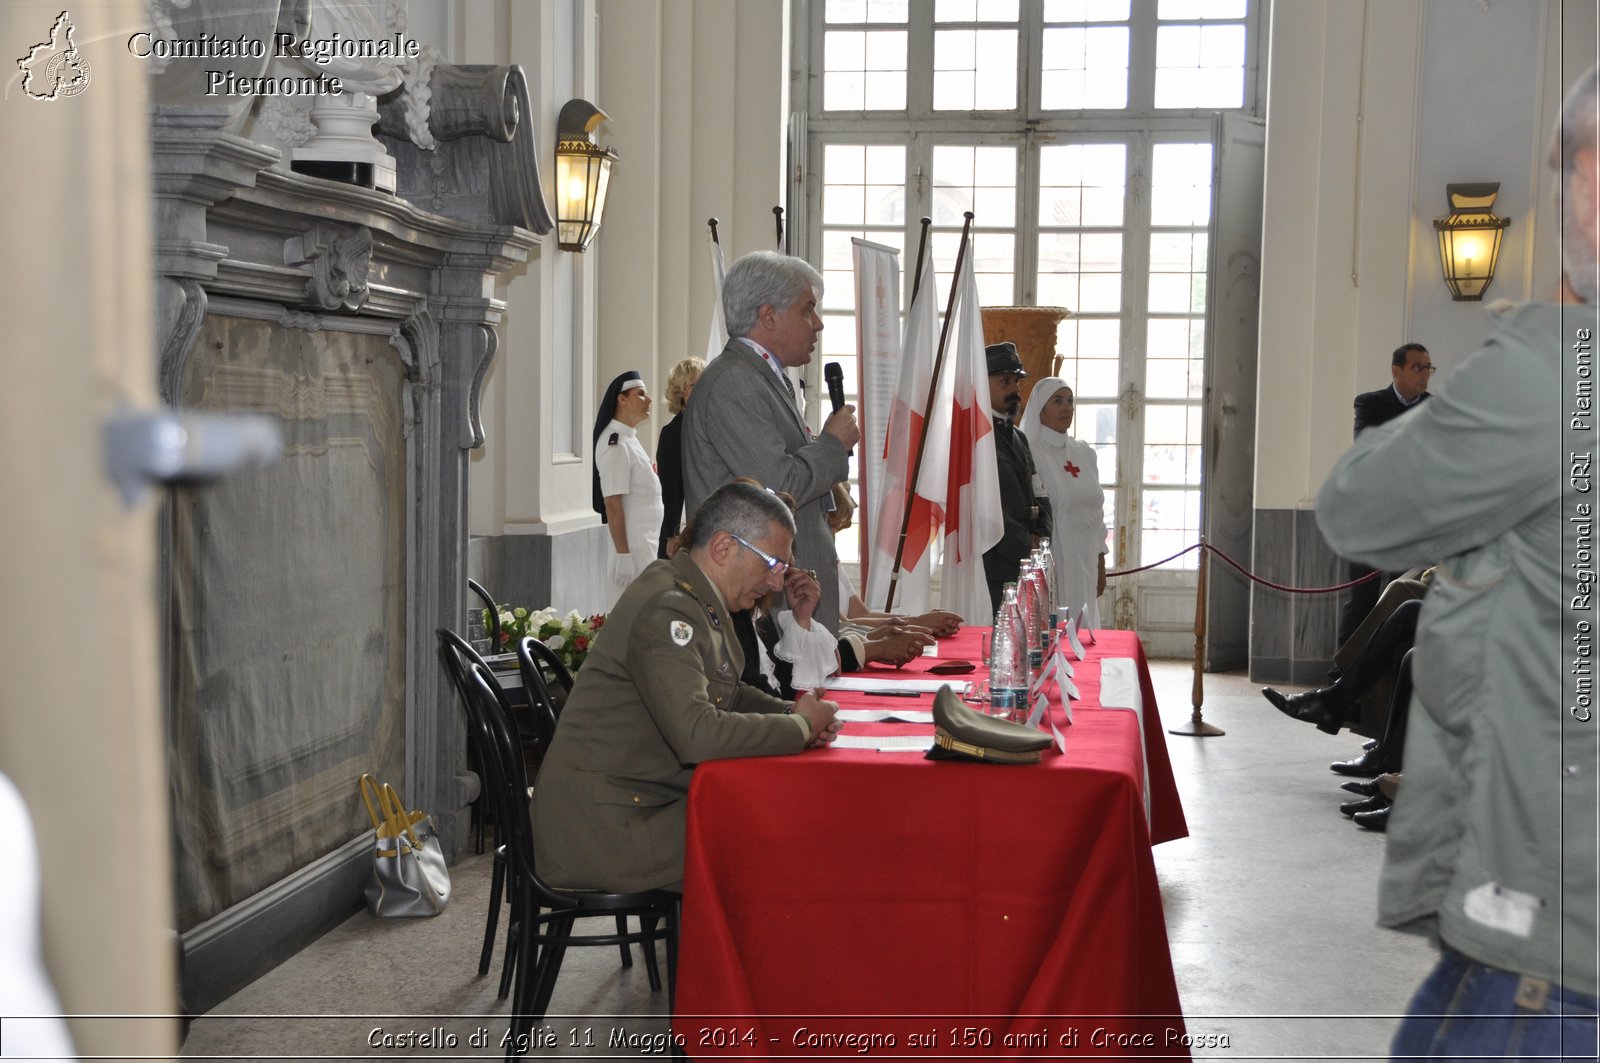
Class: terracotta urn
981,305,1073,412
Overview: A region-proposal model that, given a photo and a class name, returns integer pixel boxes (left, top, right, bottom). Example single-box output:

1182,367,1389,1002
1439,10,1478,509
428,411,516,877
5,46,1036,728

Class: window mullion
906,133,933,307
905,4,935,119
1019,0,1044,121
1118,133,1155,567
1126,0,1159,114
1017,129,1041,304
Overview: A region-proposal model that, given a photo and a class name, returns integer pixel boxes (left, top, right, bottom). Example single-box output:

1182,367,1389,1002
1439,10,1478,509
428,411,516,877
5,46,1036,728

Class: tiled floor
181,661,1435,1061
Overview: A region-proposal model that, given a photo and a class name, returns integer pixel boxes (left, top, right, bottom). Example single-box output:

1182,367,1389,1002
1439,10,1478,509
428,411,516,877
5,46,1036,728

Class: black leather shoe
1330,745,1384,777
1363,738,1379,751
1261,687,1345,735
1340,793,1388,817
1341,778,1381,797
1353,803,1391,831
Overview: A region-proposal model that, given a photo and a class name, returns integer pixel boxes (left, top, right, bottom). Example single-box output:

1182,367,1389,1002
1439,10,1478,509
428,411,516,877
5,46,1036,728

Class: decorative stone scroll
283,222,373,311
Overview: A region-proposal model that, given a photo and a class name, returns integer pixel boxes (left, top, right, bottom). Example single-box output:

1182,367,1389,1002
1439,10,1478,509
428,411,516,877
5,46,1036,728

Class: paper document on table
836,708,935,724
826,676,958,694
1098,657,1150,826
921,641,938,656
831,733,935,752
1098,658,1141,710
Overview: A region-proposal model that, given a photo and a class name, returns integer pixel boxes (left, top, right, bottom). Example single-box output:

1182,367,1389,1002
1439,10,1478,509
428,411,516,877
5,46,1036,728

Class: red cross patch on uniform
1064,461,1081,478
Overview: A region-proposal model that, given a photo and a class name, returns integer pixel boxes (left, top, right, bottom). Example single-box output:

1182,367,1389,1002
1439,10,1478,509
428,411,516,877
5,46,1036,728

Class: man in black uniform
1337,342,1434,643
981,341,1053,614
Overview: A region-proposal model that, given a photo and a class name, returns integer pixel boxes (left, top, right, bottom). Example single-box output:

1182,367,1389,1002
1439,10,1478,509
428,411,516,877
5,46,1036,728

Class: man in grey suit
682,251,861,629
532,481,841,893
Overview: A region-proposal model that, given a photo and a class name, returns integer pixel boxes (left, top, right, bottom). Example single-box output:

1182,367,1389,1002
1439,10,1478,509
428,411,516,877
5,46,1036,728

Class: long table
670,627,1190,1059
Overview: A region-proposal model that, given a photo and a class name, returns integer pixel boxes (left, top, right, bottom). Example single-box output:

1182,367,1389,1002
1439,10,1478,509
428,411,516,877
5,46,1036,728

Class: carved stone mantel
151,87,542,1009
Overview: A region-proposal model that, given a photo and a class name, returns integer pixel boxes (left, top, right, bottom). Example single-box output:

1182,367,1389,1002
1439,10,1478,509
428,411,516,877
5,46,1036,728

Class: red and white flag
705,227,728,360
939,237,1003,624
864,251,948,613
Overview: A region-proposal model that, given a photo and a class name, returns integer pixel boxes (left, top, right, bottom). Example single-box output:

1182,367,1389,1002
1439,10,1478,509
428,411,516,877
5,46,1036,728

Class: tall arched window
795,0,1263,649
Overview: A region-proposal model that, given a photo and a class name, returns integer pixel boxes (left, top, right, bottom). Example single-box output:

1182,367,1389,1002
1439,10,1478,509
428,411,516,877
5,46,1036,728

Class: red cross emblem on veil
1064,461,1081,478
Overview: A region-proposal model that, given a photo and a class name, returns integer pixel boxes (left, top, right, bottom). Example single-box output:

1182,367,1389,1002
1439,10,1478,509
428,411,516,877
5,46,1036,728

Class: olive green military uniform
531,551,808,892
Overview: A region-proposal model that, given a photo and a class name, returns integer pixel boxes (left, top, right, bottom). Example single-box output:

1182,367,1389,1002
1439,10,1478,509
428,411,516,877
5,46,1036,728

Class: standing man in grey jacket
682,251,861,629
1316,65,1598,1059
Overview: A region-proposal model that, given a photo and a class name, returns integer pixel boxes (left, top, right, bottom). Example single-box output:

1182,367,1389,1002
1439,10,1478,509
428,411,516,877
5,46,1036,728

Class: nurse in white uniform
1020,376,1109,629
592,370,664,604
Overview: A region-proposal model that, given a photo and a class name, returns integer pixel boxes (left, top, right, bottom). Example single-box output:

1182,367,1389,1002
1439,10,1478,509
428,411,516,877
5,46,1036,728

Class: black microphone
824,361,852,457
824,362,846,413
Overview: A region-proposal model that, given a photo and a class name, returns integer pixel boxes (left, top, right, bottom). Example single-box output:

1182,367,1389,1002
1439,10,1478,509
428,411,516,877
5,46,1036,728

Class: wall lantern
554,99,618,252
1432,183,1510,301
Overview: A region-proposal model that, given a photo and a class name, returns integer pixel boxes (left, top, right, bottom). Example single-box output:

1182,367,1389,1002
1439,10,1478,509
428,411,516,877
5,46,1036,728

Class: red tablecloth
672,628,1191,1059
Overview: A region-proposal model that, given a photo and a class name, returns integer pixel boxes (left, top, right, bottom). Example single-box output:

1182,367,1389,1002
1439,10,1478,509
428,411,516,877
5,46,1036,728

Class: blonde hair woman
656,357,705,557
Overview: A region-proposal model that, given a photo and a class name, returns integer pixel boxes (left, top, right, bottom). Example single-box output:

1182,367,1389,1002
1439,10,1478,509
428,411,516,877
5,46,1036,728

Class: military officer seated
531,480,843,894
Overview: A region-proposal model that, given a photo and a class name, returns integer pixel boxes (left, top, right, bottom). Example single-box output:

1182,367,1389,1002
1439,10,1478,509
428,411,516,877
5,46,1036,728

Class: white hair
721,252,823,338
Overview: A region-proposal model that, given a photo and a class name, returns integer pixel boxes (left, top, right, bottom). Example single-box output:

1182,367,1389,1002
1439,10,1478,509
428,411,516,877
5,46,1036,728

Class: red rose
574,635,589,652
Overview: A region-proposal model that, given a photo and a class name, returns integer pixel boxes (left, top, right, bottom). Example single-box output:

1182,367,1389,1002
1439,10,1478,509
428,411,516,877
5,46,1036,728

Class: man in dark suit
681,251,861,628
531,481,841,893
1338,342,1434,643
981,341,1053,614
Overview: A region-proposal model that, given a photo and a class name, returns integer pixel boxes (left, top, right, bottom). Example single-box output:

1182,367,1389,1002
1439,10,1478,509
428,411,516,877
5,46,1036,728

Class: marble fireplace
148,0,548,1010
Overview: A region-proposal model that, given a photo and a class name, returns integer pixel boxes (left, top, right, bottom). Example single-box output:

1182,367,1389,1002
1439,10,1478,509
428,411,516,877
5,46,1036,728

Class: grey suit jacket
531,552,802,892
681,339,849,627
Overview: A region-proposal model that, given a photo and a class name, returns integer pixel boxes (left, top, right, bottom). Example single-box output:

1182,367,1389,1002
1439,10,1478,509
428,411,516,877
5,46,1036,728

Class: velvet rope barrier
1097,541,1383,738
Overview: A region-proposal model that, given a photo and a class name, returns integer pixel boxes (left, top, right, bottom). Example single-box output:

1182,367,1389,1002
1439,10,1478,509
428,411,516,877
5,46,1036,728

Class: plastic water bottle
1027,562,1053,660
1034,543,1059,636
990,584,1029,722
1017,562,1044,670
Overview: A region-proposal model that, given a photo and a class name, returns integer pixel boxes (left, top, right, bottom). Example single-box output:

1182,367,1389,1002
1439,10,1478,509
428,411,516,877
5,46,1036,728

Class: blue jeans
1392,947,1599,1061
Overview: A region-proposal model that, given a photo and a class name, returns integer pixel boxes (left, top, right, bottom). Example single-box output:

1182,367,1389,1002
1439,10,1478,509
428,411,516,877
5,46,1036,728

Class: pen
860,690,924,698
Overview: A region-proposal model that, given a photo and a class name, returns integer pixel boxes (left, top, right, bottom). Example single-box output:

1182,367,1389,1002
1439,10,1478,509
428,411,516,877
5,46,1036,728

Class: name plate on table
830,733,935,752
825,676,963,695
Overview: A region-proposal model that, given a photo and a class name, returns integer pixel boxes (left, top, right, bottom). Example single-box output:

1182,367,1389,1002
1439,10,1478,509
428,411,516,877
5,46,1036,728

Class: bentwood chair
463,579,502,855
512,637,653,985
514,635,574,717
438,628,523,988
443,627,570,998
468,578,501,653
464,666,677,1055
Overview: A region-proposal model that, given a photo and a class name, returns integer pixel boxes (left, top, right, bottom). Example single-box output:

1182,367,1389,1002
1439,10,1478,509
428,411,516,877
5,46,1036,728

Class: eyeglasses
730,534,789,577
1406,364,1437,375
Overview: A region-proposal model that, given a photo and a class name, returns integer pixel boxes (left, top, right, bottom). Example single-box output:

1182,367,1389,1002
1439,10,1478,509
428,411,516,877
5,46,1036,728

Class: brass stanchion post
1170,538,1224,737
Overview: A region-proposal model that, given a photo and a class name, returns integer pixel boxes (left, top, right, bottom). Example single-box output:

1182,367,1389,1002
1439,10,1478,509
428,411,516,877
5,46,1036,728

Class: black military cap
925,685,1051,764
985,341,1025,377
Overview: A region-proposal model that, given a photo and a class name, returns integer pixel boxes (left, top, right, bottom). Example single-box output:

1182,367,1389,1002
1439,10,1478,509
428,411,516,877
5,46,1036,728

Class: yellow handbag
358,773,451,917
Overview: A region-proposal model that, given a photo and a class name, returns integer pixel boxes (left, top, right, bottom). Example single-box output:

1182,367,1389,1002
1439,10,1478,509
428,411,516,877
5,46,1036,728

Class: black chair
464,579,502,855
512,637,647,983
468,578,501,653
438,629,523,990
514,635,572,724
464,666,678,1053
445,627,578,1000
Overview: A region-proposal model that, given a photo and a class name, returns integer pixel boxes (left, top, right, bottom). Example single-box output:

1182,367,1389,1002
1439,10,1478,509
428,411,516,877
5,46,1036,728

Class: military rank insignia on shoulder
608,432,619,445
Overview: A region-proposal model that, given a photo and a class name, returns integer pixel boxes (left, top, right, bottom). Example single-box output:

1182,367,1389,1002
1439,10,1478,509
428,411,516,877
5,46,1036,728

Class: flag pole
885,212,973,612
910,216,932,304
773,206,785,252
